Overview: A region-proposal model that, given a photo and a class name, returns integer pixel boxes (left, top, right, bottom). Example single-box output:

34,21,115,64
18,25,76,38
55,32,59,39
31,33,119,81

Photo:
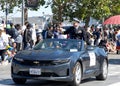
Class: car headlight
14,57,24,62
52,59,70,65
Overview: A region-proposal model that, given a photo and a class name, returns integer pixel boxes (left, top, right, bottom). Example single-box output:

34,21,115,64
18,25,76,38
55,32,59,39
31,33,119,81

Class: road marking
108,82,120,86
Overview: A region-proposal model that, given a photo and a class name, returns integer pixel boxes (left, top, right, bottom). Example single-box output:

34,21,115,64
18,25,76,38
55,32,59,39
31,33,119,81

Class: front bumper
11,60,74,81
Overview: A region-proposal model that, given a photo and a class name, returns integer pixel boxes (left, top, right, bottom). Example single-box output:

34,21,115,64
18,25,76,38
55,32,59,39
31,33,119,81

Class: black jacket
23,29,32,43
64,26,86,41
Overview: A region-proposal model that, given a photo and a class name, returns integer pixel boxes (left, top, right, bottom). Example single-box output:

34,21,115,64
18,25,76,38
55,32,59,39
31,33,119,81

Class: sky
0,5,52,18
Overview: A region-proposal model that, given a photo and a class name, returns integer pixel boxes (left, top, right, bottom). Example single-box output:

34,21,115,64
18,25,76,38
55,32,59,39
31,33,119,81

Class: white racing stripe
108,82,120,86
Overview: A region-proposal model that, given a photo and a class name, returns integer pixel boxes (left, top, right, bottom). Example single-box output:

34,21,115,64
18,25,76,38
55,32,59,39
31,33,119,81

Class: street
0,54,120,86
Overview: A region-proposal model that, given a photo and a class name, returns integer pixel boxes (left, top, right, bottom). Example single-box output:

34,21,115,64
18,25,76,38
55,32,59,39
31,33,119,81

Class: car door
86,46,99,74
80,46,98,78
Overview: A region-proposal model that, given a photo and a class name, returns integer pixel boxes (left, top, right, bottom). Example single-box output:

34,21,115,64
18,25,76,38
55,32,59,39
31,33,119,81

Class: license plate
29,68,41,75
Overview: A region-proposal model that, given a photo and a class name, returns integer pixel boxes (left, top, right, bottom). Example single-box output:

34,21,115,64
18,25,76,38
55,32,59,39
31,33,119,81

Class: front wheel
12,78,27,84
96,59,108,80
71,62,82,86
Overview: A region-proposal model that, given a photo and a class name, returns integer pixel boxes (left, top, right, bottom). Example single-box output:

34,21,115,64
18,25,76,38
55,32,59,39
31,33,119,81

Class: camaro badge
33,61,39,64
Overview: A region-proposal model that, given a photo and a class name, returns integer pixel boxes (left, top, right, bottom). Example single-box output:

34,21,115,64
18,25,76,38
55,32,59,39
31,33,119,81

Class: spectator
31,24,37,47
22,21,29,35
93,28,101,46
91,24,95,32
0,29,9,65
106,40,116,53
86,27,92,45
14,24,23,51
109,28,114,41
10,23,19,40
23,23,33,49
89,35,95,46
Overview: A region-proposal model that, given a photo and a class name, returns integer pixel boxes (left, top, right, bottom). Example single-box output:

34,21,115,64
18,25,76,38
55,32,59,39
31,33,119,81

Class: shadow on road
0,79,70,86
0,78,98,86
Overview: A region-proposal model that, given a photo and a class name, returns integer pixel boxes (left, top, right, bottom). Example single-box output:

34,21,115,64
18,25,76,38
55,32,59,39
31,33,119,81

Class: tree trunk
85,16,90,27
58,5,63,22
24,8,28,22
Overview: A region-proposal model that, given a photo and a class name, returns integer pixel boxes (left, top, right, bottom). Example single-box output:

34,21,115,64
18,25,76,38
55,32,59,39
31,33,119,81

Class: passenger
57,22,67,39
46,26,54,39
35,34,43,45
64,18,87,41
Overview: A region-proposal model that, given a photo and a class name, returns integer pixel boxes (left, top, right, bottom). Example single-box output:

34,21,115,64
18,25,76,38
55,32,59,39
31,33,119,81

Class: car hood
15,49,74,60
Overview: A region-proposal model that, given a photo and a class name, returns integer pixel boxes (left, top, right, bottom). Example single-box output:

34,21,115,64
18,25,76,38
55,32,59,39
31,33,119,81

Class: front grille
23,60,54,66
18,71,59,77
14,59,55,66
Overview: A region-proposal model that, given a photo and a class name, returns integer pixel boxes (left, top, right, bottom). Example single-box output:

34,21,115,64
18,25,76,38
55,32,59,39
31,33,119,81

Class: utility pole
5,0,8,27
22,0,25,26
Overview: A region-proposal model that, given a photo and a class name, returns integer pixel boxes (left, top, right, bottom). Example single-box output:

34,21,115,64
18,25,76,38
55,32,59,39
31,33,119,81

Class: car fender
95,47,108,72
70,54,85,76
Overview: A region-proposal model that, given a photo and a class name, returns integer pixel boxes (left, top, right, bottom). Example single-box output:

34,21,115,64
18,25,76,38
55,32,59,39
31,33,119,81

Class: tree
62,0,111,25
108,0,120,16
0,0,46,22
46,0,74,22
46,0,113,26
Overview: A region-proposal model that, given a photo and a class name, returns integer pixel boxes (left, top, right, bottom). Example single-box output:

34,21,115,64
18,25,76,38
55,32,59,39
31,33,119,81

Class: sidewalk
0,60,9,66
0,55,12,66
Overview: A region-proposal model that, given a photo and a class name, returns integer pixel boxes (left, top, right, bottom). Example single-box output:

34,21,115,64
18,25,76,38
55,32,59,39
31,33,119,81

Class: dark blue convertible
11,39,108,86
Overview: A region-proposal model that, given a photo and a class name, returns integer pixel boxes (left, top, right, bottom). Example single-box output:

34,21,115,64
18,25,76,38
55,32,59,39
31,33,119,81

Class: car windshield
34,39,82,51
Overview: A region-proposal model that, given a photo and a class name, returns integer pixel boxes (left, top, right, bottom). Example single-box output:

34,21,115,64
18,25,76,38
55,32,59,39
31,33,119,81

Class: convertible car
11,39,108,86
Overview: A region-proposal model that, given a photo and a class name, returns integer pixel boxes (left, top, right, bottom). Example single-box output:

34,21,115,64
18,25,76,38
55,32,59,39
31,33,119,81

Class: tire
71,62,82,86
96,59,108,80
12,78,27,84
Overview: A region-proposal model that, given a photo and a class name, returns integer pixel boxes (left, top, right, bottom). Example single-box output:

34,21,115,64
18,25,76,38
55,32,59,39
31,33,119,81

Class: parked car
11,39,108,86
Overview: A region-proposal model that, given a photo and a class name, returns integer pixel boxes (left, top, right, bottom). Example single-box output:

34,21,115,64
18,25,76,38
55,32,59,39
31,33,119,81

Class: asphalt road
0,54,120,86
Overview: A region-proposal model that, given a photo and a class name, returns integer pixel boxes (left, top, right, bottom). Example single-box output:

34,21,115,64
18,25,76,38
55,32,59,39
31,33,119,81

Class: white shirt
31,27,37,42
0,33,9,50
2,33,9,45
0,37,5,49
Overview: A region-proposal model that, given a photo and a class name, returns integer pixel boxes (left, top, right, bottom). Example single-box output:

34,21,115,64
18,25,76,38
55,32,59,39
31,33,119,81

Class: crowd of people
0,18,120,65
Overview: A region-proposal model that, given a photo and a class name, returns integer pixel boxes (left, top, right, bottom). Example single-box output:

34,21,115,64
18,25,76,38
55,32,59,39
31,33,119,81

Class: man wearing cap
64,18,86,41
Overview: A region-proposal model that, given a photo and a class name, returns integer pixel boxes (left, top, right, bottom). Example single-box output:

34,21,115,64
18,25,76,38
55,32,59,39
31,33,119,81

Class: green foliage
47,0,120,25
109,0,120,16
0,0,45,13
0,0,120,25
